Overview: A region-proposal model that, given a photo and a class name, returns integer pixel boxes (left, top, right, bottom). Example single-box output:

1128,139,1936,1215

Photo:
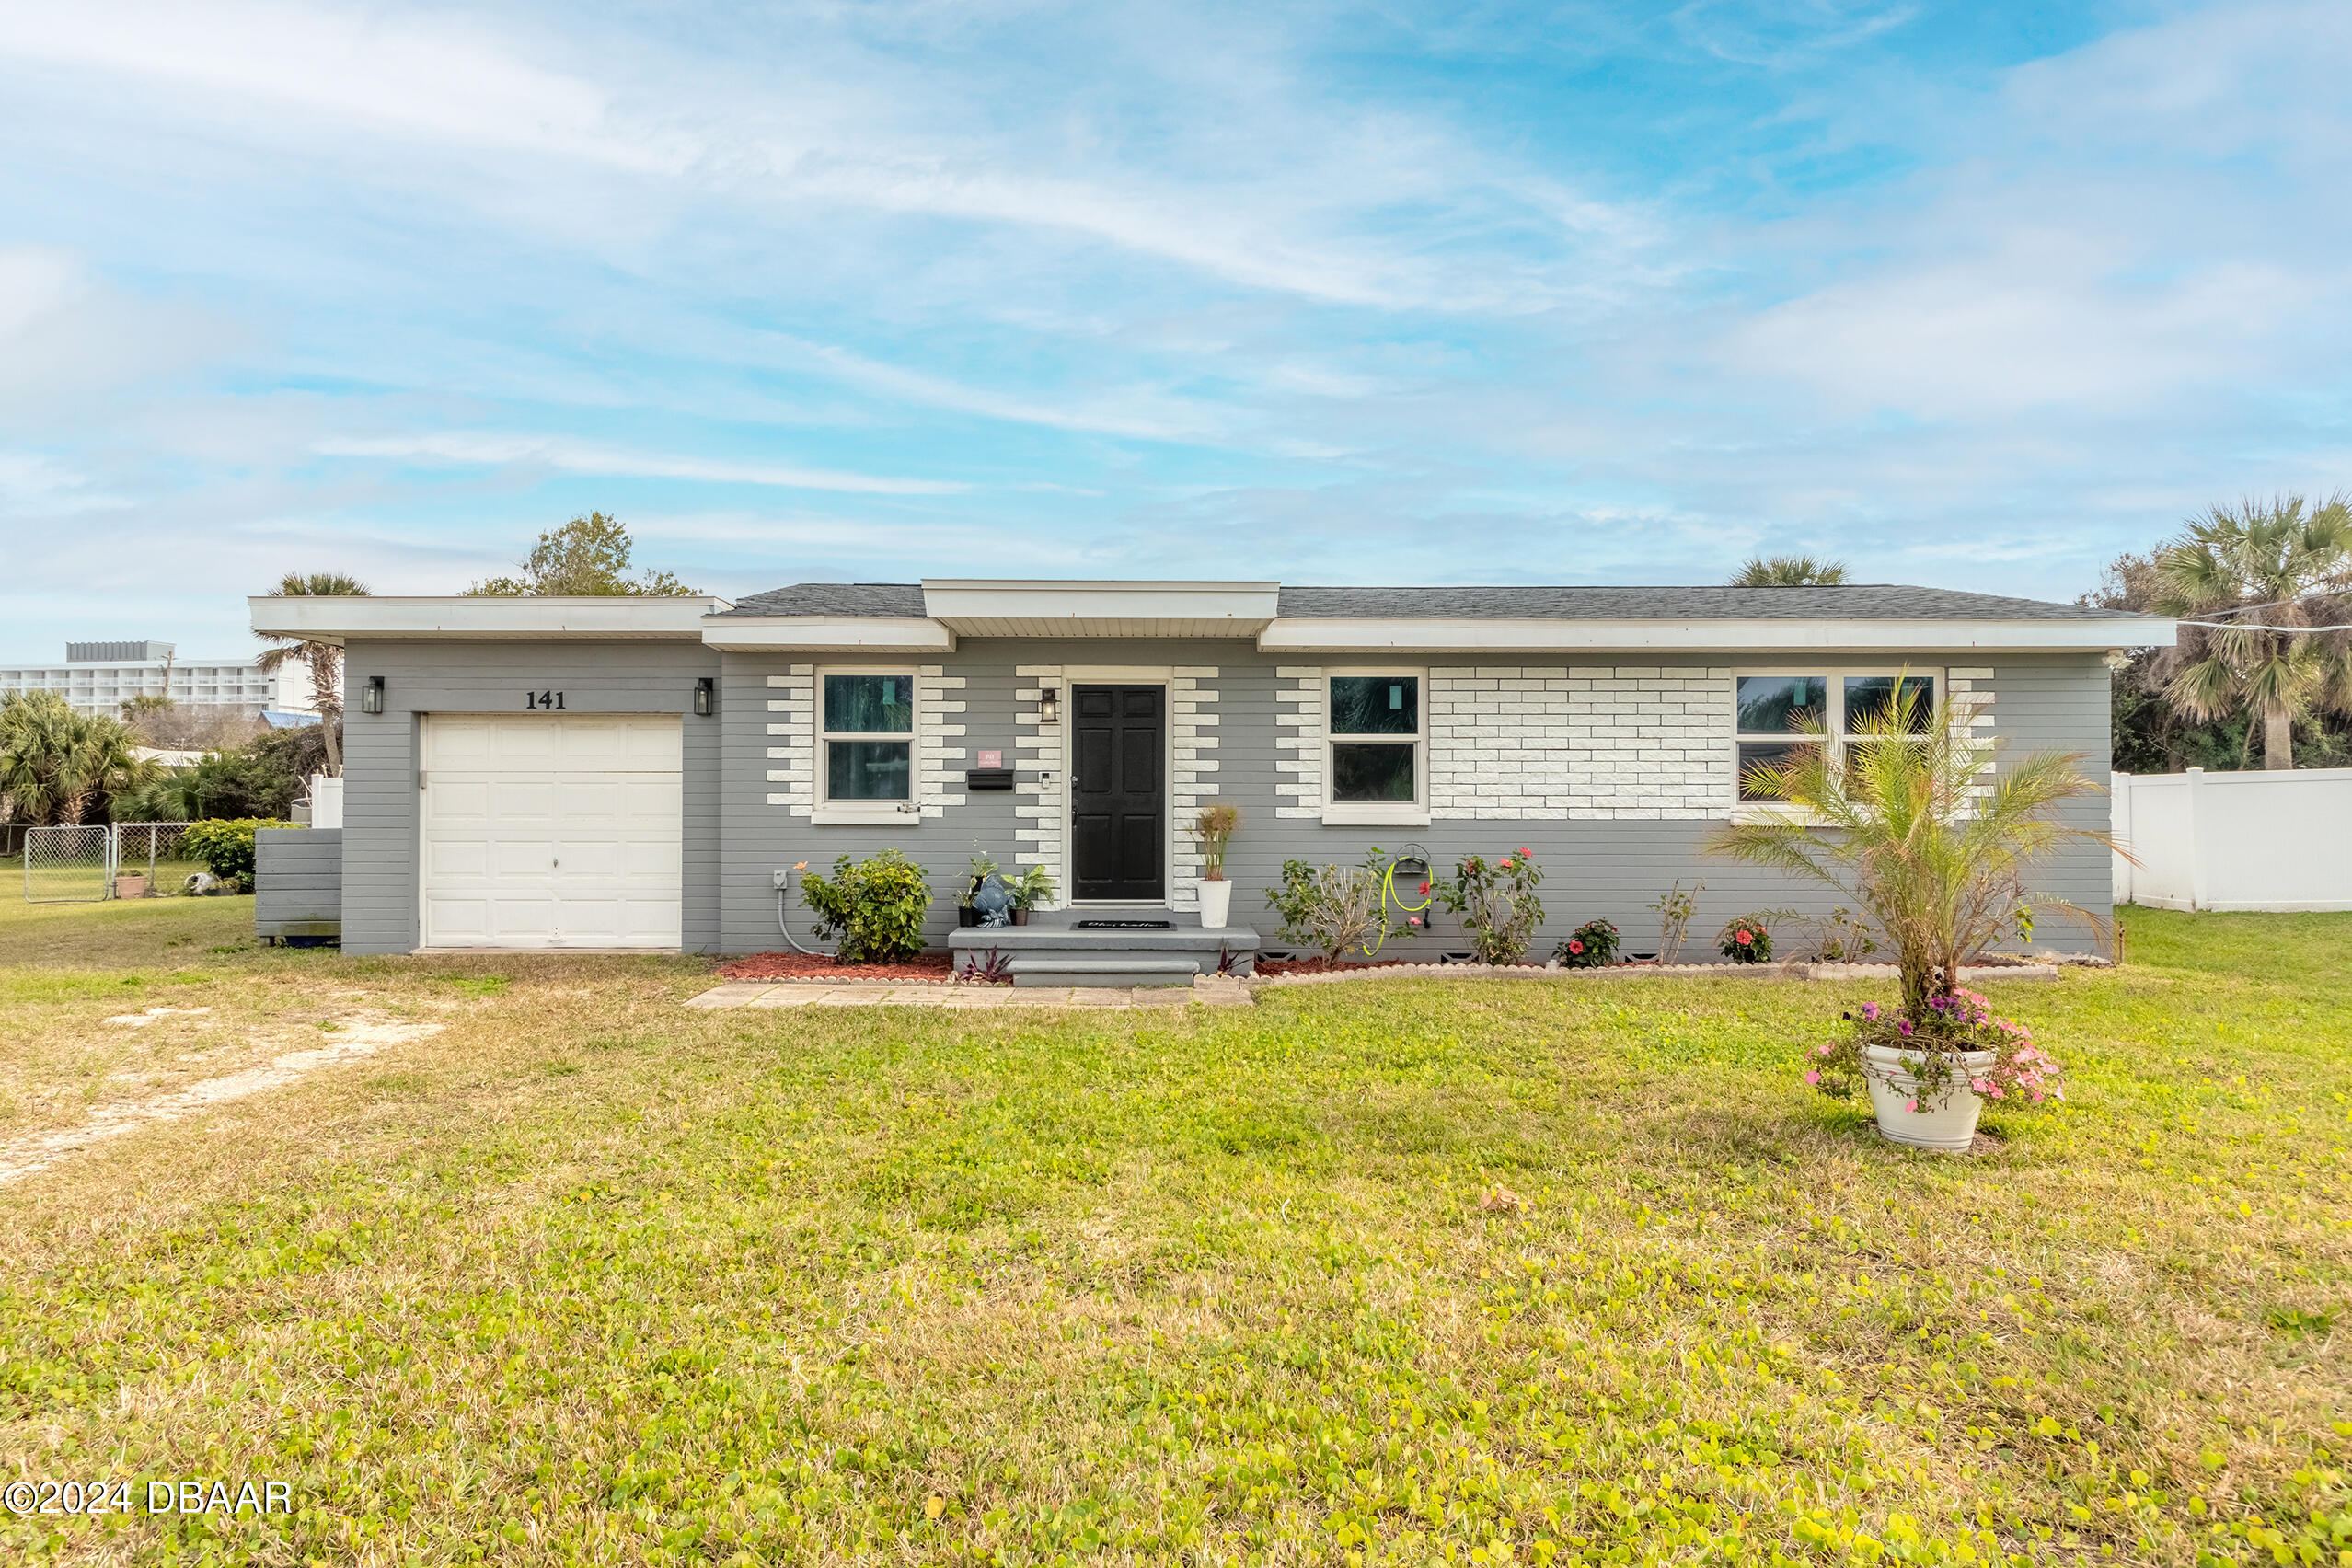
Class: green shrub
1265,852,1403,963
1555,917,1619,967
798,849,932,963
1717,913,1777,963
1435,847,1546,965
179,818,298,883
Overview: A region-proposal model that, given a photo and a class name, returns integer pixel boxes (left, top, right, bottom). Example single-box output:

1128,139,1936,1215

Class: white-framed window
1324,668,1426,825
816,666,917,822
1733,668,1941,810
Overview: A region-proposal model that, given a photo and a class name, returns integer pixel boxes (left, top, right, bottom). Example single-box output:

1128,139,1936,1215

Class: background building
0,641,320,720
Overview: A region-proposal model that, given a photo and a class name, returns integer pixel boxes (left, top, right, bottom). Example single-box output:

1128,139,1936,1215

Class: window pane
1332,742,1415,802
1330,675,1418,735
824,674,913,734
1735,675,1828,735
827,740,911,800
1843,675,1934,733
1737,741,1815,801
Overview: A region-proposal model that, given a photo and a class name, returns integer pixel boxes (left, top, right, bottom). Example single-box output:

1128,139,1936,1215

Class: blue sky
4,0,2349,656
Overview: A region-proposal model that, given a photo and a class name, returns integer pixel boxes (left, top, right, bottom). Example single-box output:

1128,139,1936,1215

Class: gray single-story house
248,580,2166,975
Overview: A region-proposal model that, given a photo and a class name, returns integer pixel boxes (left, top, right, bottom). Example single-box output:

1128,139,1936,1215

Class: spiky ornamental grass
1704,682,2115,1023
2,894,2347,1566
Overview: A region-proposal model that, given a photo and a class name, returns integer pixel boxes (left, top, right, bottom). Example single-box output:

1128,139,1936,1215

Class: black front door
1071,685,1163,901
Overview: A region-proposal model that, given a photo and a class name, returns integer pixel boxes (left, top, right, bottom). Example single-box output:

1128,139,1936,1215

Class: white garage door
420,714,683,950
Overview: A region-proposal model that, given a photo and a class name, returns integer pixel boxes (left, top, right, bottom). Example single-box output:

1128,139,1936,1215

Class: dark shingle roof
720,582,2148,623
1275,585,2134,622
721,583,928,617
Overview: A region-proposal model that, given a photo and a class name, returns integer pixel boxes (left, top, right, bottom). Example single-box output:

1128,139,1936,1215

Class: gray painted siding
254,828,341,938
715,641,2113,957
340,640,721,954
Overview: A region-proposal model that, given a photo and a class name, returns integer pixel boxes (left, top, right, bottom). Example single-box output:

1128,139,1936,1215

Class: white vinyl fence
2113,767,2352,912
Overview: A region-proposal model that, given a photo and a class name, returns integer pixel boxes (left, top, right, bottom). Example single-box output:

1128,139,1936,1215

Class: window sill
1321,803,1431,827
812,803,921,826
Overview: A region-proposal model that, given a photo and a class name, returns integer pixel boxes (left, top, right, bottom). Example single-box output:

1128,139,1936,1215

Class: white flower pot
1198,878,1233,928
1862,1044,2000,1152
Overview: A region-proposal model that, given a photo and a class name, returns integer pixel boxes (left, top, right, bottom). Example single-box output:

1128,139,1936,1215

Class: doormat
1073,919,1173,929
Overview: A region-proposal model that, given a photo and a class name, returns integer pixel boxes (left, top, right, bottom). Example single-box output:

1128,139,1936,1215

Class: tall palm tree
1703,684,2112,1020
254,571,370,777
1731,555,1850,586
2152,495,2352,769
0,691,152,825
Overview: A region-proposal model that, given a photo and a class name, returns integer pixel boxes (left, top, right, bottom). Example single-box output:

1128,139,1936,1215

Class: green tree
1703,684,2111,1020
1730,555,1850,586
0,691,152,826
255,571,370,778
2150,495,2352,770
468,513,698,598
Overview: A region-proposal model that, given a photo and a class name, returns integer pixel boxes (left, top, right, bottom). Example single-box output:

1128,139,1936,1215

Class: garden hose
1359,843,1435,959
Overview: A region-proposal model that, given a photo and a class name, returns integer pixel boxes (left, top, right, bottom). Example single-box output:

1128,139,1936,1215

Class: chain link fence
111,823,209,897
23,824,113,903
20,822,222,902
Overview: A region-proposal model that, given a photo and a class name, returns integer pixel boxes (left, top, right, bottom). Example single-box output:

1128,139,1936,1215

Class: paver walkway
686,981,1245,1009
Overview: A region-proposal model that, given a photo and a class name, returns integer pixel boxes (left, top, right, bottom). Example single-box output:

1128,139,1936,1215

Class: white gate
23,824,113,903
111,823,207,897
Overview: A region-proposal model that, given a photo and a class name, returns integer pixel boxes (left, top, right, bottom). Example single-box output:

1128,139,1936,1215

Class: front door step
1005,954,1203,988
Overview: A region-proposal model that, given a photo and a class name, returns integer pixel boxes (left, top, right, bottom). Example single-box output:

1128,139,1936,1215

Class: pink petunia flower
1804,1071,1821,1085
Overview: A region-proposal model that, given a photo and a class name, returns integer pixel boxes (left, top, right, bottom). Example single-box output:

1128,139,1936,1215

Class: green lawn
0,898,2346,1565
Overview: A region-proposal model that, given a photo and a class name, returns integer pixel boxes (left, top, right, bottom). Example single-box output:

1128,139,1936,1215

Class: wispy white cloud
312,432,969,495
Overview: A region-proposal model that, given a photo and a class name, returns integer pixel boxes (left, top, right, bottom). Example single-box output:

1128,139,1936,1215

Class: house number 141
525,690,566,710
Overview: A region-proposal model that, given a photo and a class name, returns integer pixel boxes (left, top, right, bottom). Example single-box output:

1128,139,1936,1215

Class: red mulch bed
716,951,958,983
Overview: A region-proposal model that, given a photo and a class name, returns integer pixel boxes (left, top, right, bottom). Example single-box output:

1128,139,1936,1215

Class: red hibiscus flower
1736,929,1753,944
1568,940,1584,954
1516,847,1532,859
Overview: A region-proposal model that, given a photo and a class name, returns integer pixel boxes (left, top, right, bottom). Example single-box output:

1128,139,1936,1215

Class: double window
822,671,914,806
1735,670,1939,804
1326,671,1424,823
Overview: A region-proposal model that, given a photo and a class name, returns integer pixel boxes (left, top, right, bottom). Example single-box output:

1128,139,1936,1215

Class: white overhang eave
920,580,1280,638
246,595,732,645
700,616,958,653
1252,616,2176,654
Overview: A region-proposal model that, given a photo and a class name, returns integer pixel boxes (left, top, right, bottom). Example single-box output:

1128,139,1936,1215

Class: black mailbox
964,767,1015,791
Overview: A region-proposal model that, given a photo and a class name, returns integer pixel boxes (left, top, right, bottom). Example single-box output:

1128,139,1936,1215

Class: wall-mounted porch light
359,674,385,715
694,676,716,717
1038,684,1060,725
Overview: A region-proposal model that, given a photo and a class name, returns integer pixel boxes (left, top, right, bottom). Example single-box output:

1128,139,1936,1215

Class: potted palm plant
1009,863,1055,925
1704,679,2113,1149
1191,804,1240,928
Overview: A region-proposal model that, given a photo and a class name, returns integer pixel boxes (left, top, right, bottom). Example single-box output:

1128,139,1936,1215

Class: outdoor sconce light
1039,685,1060,725
359,675,385,715
694,676,716,717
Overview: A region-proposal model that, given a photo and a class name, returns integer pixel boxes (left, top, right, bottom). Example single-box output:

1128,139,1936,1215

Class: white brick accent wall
1013,664,1066,908
765,664,967,818
1274,666,1323,819
764,664,815,814
1428,664,1734,821
1169,667,1219,909
915,665,968,819
1950,667,1997,803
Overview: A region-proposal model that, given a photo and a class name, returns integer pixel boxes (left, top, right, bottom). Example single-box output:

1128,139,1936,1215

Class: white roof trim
248,595,731,644
921,579,1280,638
701,617,958,653
1255,616,2173,653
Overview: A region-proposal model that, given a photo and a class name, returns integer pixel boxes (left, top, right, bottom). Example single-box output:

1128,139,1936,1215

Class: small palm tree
1702,684,2113,1021
0,691,152,825
1732,555,1850,586
255,572,370,777
2152,495,2352,770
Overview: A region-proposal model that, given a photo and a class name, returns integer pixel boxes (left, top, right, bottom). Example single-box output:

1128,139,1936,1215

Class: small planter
113,874,149,900
959,906,982,928
1862,1044,1999,1151
1011,907,1031,926
1198,878,1233,928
